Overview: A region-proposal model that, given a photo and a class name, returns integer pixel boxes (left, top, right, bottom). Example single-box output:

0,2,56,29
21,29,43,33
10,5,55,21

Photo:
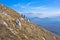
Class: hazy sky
0,0,60,18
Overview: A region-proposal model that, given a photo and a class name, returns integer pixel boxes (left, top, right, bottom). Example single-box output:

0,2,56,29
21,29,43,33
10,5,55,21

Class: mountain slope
0,4,60,40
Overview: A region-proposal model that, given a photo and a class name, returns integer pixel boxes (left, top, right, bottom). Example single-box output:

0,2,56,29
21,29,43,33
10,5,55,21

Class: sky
0,0,60,18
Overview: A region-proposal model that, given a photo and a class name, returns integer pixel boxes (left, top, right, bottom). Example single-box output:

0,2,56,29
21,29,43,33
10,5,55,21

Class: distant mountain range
25,14,60,35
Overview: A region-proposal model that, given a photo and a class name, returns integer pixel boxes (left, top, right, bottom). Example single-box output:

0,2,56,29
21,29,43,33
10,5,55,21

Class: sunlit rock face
0,4,60,40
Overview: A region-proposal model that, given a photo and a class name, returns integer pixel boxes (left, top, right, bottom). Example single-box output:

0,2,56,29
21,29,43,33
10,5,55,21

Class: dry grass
0,4,60,40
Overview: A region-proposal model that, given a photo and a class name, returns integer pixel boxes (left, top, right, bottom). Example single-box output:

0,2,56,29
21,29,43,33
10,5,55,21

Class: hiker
15,19,21,26
21,14,25,18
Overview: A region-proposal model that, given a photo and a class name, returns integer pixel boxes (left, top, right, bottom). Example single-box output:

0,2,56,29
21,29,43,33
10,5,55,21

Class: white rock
41,37,46,40
2,12,9,16
3,21,8,26
16,19,21,26
8,28,17,35
28,19,30,22
16,19,22,30
4,13,8,16
21,18,24,21
53,36,56,40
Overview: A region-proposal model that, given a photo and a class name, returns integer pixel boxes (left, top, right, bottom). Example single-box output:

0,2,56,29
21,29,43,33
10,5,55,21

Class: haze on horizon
0,0,60,18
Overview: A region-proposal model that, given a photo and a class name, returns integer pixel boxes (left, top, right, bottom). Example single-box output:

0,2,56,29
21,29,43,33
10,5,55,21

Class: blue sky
0,0,60,18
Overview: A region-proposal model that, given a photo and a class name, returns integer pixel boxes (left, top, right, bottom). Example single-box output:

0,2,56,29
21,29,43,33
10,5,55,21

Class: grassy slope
0,4,60,40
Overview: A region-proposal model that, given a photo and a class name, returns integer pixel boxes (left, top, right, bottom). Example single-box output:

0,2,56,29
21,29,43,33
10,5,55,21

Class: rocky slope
0,4,60,40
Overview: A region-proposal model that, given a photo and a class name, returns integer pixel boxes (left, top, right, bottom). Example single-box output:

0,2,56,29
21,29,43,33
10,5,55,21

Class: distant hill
0,4,60,40
26,17,60,35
